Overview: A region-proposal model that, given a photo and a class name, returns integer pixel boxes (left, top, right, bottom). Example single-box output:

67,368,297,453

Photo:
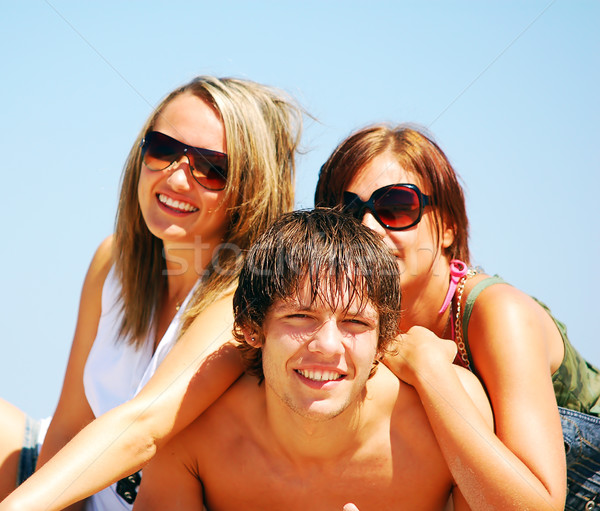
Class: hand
343,504,360,511
383,326,457,386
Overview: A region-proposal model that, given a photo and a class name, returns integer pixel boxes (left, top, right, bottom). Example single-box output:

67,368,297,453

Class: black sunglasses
140,131,228,191
342,183,433,231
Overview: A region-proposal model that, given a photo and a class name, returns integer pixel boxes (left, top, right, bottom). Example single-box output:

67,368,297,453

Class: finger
343,503,360,511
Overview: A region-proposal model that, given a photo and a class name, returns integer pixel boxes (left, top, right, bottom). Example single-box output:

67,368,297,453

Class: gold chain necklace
454,268,477,369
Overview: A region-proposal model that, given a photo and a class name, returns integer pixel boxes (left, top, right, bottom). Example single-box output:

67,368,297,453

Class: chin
297,399,354,422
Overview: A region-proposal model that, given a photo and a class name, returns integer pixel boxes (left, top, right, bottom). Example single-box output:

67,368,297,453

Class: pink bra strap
438,259,468,314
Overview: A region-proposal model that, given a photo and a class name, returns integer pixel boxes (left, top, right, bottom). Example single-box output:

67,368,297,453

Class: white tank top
82,266,197,511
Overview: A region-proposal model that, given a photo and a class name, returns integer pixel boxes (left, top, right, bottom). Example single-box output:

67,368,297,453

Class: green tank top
461,276,600,417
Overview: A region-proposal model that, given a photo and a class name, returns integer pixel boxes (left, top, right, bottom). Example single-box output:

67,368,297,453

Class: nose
307,319,345,356
361,210,386,235
165,156,193,190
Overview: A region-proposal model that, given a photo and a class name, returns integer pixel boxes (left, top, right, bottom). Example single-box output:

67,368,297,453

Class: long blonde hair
114,76,303,347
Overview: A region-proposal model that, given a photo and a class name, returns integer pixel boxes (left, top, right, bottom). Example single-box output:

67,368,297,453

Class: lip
294,367,347,390
156,193,199,215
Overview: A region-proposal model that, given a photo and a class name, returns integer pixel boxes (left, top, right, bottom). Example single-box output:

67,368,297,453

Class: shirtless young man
135,209,493,511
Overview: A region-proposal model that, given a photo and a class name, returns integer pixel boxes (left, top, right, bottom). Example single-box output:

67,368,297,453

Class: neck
160,247,200,316
264,383,382,466
399,257,452,336
162,238,218,298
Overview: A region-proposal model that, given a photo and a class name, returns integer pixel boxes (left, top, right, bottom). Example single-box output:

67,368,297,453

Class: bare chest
200,440,451,511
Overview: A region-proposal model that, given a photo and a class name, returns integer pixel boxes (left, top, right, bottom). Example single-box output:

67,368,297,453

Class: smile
157,193,199,213
296,369,345,382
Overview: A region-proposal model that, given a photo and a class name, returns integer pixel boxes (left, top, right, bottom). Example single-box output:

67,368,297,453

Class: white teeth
158,194,198,212
298,369,343,382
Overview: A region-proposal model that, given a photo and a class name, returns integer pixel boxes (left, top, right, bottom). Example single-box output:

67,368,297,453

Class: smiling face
346,150,454,296
137,91,229,250
259,280,380,422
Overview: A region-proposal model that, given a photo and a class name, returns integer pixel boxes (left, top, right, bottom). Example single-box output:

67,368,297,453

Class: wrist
409,354,457,390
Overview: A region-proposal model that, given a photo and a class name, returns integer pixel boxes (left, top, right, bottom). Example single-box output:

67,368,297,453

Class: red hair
314,124,470,263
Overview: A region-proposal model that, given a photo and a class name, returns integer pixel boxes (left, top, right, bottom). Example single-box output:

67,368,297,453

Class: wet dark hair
233,208,402,380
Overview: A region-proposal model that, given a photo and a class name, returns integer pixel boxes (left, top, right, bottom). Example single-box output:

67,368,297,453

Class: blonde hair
114,76,303,348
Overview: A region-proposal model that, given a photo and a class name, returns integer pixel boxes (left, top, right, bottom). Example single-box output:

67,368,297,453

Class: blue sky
1,1,598,419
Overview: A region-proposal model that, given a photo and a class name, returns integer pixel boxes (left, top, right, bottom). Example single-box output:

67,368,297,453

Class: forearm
37,433,74,472
33,430,89,511
413,363,565,510
37,412,93,471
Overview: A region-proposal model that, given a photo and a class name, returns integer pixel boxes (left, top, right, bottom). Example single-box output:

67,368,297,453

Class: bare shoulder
85,235,115,288
465,273,546,322
376,365,439,438
464,273,563,370
168,372,264,488
75,235,115,324
178,373,261,449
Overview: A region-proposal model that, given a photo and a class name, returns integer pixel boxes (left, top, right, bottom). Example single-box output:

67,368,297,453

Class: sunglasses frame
342,183,433,231
140,131,228,191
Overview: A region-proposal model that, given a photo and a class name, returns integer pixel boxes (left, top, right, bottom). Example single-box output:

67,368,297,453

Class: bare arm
29,237,114,511
134,434,204,511
385,285,567,511
1,258,245,511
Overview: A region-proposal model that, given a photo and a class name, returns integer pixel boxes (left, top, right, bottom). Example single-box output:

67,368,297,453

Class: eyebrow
269,300,310,314
270,299,378,321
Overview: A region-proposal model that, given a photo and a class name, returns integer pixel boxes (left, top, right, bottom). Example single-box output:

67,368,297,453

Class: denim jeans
17,416,41,486
561,407,600,510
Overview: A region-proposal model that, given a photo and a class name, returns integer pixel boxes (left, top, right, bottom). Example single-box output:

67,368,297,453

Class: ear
374,340,388,363
441,222,455,250
243,330,262,348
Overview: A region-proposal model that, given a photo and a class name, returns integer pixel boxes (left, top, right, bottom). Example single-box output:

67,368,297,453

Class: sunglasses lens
374,187,421,229
142,132,228,191
188,148,228,191
142,133,180,171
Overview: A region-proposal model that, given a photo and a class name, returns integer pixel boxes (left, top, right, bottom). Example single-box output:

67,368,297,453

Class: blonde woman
0,76,302,511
